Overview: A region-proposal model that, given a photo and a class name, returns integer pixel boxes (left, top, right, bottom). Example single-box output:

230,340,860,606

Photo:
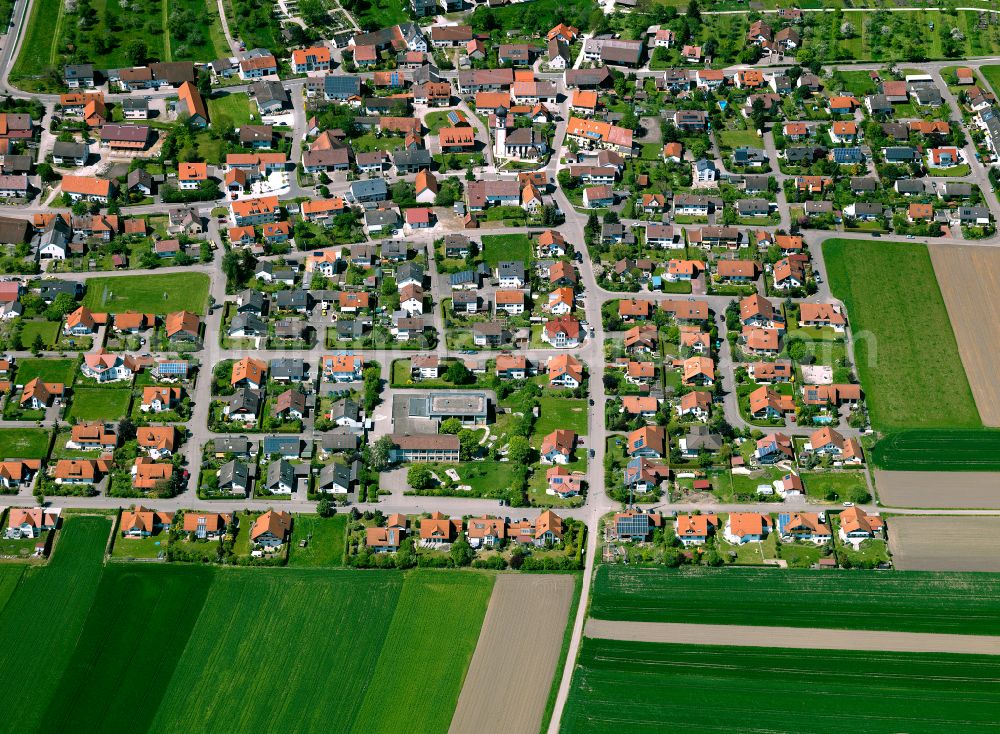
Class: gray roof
229,388,261,414
365,209,400,227
218,459,249,488
237,289,266,313
318,460,359,491
349,178,388,200
214,436,251,454
252,80,290,106
270,358,305,380
392,148,432,168
266,459,295,489
328,398,359,422
262,435,302,455
396,262,424,283
685,425,723,451
229,312,266,335
52,140,87,158
320,428,360,452
497,260,525,279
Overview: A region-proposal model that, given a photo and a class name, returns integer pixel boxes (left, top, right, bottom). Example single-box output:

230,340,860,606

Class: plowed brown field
889,516,1000,571
930,245,1000,426
449,574,574,734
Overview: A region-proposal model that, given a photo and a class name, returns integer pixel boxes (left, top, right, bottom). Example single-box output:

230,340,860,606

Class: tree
450,537,474,566
316,497,334,517
407,464,434,490
31,333,44,354
506,435,532,465
444,360,473,385
440,417,463,435
686,0,700,22
370,435,394,471
124,38,148,66
457,430,479,462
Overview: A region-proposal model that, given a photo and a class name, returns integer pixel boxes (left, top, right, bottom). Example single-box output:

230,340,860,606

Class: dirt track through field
875,470,1000,508
889,516,1000,571
449,575,574,734
585,619,1000,655
930,245,1000,426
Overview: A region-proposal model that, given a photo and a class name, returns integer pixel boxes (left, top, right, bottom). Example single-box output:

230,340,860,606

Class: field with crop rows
0,515,495,734
44,565,214,732
0,515,112,731
872,428,1000,471
349,571,494,734
561,639,1000,733
591,565,1000,634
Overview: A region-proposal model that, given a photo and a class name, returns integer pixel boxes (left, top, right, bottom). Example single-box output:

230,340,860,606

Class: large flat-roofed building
408,392,490,425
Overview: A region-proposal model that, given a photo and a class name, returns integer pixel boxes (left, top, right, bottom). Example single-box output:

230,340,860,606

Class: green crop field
0,428,50,459
872,428,1000,471
83,273,211,315
561,639,1000,734
15,358,77,386
0,515,111,730
591,565,1000,635
0,566,24,611
68,387,133,421
481,234,532,266
823,239,980,430
150,569,403,731
350,571,494,734
287,514,347,567
44,565,214,732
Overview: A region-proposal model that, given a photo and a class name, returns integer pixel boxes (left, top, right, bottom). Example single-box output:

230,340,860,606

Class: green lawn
8,0,64,91
0,428,50,459
109,531,170,559
348,571,494,734
982,65,1000,101
562,639,1000,734
872,428,1000,471
68,387,133,421
82,273,211,315
15,358,77,386
19,320,60,348
424,110,455,135
831,69,877,96
43,565,213,733
0,516,111,731
206,92,257,128
481,234,532,266
531,397,589,448
800,471,868,501
717,129,764,150
287,514,347,567
823,239,979,430
591,565,1000,635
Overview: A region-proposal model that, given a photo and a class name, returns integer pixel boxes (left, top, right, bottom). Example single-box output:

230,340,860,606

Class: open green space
9,0,64,90
44,564,213,733
561,639,1000,734
800,470,869,501
15,358,77,386
68,387,132,421
19,320,60,349
481,233,532,266
531,397,588,447
343,0,409,31
206,92,257,128
349,571,494,734
823,239,979,430
0,515,112,731
82,273,210,315
872,428,1000,471
0,428,50,459
287,514,347,567
591,565,1000,635
717,129,763,150
983,65,1000,101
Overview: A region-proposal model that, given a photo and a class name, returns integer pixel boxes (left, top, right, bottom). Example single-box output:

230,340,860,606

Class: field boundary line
585,619,1000,656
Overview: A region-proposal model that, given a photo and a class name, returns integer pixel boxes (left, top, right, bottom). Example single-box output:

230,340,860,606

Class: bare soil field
584,619,1000,655
875,470,1000,508
930,246,1000,426
449,574,574,734
889,516,1000,571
